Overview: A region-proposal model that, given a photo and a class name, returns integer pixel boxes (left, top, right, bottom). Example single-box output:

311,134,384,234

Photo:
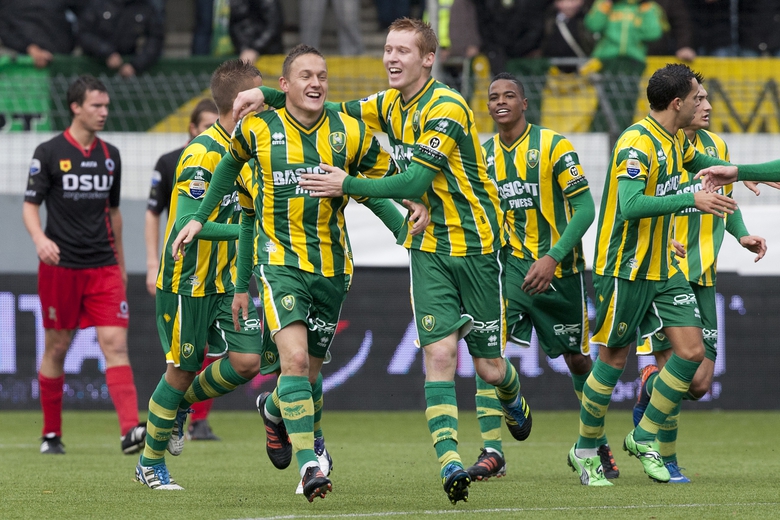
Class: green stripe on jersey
341,78,504,256
158,121,254,296
231,107,397,277
483,123,589,277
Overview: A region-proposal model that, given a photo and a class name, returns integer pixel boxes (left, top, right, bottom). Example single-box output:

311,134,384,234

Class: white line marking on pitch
231,502,780,520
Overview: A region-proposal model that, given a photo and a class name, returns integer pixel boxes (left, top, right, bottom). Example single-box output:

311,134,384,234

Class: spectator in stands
299,0,363,56
79,0,165,77
738,0,780,57
448,0,481,62
647,0,696,62
0,0,84,68
683,0,735,57
229,0,284,64
374,0,413,31
541,0,595,73
585,0,664,133
191,0,215,55
469,0,549,75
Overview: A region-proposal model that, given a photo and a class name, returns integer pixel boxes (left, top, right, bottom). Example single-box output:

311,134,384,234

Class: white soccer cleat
167,408,191,456
135,460,184,490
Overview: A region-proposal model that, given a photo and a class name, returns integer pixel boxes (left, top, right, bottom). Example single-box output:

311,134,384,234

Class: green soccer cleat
567,444,613,486
623,429,670,483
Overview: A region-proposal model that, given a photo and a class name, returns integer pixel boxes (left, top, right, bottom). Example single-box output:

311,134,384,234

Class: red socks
39,373,65,437
105,365,140,435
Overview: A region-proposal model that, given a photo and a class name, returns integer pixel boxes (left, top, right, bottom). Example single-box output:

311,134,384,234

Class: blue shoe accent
501,395,533,441
633,365,659,427
664,461,691,483
442,463,470,504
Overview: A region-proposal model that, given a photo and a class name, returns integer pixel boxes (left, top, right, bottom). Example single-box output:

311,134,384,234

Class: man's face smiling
383,29,434,98
282,53,328,119
487,79,527,130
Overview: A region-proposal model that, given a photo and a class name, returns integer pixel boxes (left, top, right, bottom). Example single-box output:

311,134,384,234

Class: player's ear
279,75,289,93
422,52,435,69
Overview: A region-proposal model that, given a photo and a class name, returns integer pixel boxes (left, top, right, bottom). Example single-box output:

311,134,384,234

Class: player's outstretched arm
692,189,738,218
742,180,780,196
739,235,767,262
301,162,437,200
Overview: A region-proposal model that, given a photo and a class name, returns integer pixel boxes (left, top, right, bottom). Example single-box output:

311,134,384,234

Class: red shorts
38,263,129,330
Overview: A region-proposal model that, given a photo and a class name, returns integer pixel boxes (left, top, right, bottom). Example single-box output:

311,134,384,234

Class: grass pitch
1,410,778,519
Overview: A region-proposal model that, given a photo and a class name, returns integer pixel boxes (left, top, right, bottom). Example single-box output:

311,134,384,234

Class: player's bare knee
564,353,592,375
231,357,260,379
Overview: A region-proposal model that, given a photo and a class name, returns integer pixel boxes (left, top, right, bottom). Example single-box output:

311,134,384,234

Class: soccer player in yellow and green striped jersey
173,44,420,502
569,63,745,487
467,72,613,482
136,60,266,491
288,19,528,505
632,82,766,483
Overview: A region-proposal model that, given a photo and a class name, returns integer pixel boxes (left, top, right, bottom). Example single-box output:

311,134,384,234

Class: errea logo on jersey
434,120,449,133
271,132,285,145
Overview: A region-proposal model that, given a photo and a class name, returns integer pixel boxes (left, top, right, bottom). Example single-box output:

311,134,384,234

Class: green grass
1,410,779,519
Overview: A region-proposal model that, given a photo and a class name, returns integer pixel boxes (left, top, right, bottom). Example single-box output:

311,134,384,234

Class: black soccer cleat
121,423,147,455
302,466,332,502
40,434,65,455
256,392,292,469
466,448,506,481
442,463,471,505
502,395,533,441
597,443,620,479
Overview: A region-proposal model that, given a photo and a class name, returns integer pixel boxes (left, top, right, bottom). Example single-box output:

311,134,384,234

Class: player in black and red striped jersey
22,75,146,456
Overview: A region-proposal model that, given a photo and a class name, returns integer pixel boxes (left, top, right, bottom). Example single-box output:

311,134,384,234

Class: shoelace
153,464,172,485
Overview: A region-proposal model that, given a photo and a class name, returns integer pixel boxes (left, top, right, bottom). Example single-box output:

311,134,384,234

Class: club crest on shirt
329,132,346,153
617,322,628,337
264,351,277,365
59,159,72,172
526,149,540,169
281,295,295,311
182,343,194,358
421,314,436,332
412,110,421,132
705,146,717,158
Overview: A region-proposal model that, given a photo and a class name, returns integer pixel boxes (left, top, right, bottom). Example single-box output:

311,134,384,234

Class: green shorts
591,270,702,348
156,289,261,372
505,256,590,358
409,249,505,358
256,264,348,361
637,283,717,362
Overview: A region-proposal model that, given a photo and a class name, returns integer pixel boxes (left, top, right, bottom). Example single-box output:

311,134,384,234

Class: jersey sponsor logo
471,319,500,333
189,180,206,198
566,176,586,189
434,120,449,133
392,144,414,164
271,132,285,145
673,293,697,306
553,323,581,336
526,149,540,168
272,165,326,187
626,158,642,178
508,197,534,209
187,275,200,286
628,258,639,269
428,137,441,149
182,343,194,358
118,301,129,319
568,165,580,177
29,158,42,175
25,189,36,197
308,317,337,335
419,143,445,163
563,153,576,167
329,132,346,153
497,180,539,199
263,241,277,253
421,314,435,332
48,306,57,321
703,327,718,339
80,161,98,168
63,173,114,192
242,318,261,331
221,191,239,208
59,159,72,172
655,175,680,196
412,110,421,132
281,295,295,311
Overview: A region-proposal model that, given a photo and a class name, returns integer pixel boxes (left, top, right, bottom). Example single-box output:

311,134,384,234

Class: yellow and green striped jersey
230,106,397,277
158,121,254,296
483,124,589,277
674,129,731,286
339,77,504,256
594,116,695,281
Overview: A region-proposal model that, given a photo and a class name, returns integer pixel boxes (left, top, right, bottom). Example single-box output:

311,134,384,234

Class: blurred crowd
0,0,778,77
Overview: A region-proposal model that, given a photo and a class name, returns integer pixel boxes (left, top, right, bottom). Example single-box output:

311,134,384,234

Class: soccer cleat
40,434,65,455
597,443,620,479
567,444,613,486
466,449,506,481
121,423,147,455
256,392,292,469
295,437,334,494
623,429,670,483
135,459,184,490
168,409,192,456
187,419,220,441
633,364,659,427
501,395,533,441
664,461,691,483
442,463,470,504
301,466,332,502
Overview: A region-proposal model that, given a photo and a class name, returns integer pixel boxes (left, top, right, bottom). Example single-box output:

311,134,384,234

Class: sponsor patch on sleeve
189,180,206,198
29,158,41,175
626,158,642,178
